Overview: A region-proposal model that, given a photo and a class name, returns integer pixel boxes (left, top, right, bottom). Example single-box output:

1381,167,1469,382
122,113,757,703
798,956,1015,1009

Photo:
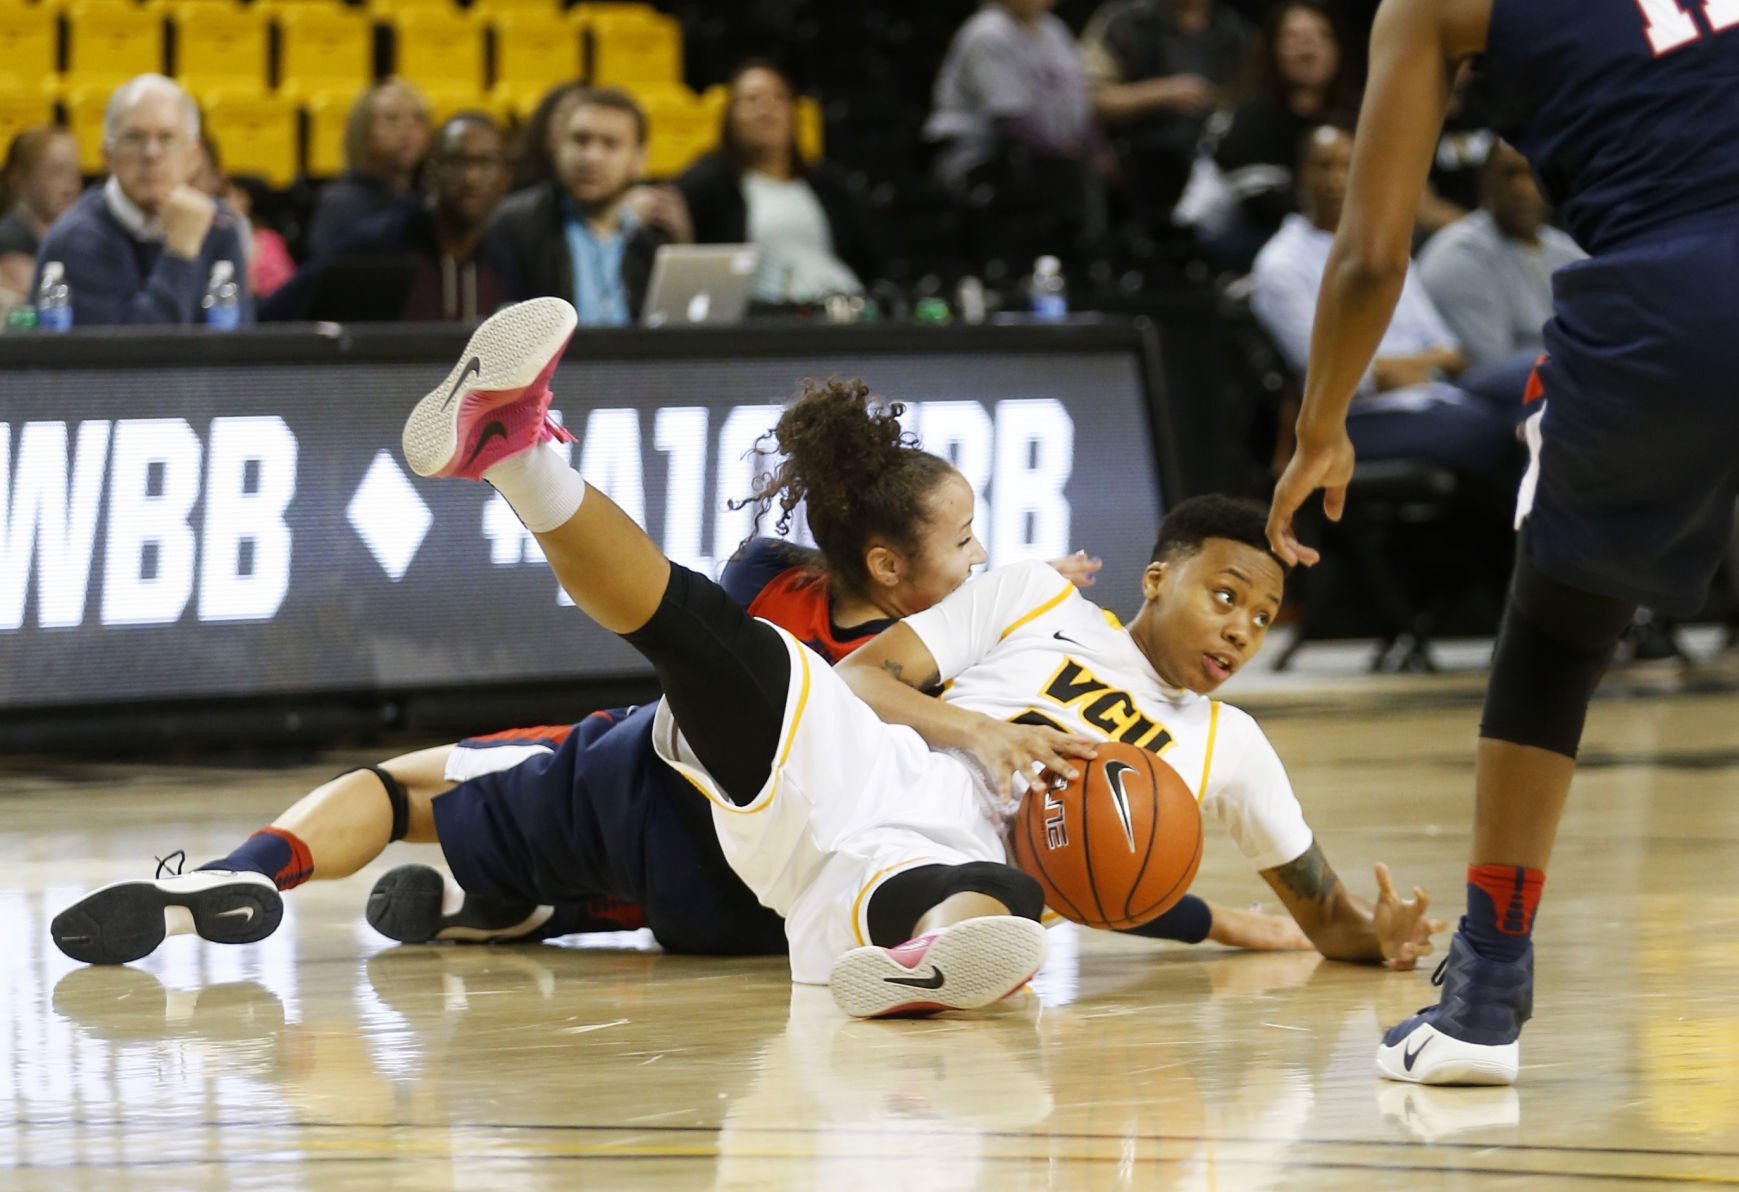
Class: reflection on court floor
6,681,1739,1188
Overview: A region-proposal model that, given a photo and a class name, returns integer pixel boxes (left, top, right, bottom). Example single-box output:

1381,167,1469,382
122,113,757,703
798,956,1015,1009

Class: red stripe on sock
254,827,313,890
1469,863,1545,935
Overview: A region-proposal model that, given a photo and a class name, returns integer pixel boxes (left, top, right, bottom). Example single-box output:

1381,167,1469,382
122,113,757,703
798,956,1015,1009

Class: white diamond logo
348,450,431,581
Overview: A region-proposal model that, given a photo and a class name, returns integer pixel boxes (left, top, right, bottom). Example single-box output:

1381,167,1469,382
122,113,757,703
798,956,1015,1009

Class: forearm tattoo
1272,841,1342,908
881,657,940,691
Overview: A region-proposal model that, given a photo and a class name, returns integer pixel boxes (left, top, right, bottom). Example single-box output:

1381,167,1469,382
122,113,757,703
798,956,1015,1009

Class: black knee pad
340,765,409,841
1479,552,1635,758
866,861,1046,947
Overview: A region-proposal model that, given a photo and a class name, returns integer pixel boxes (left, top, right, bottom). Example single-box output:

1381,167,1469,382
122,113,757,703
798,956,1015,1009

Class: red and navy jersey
718,538,896,664
1477,0,1739,255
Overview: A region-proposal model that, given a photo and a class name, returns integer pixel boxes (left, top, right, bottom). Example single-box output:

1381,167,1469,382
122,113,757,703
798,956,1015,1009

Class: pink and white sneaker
401,297,578,480
829,916,1048,1019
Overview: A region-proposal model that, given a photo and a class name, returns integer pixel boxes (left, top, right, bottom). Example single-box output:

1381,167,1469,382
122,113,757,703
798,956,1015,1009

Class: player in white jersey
401,298,1441,1018
841,497,1436,961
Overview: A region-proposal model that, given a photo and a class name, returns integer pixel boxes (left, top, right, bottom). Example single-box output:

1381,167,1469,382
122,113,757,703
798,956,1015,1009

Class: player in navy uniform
53,379,1301,966
1265,0,1739,1084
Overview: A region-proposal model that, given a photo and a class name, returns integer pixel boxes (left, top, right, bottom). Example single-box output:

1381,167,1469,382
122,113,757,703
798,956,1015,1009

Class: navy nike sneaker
1376,931,1532,1086
51,851,282,965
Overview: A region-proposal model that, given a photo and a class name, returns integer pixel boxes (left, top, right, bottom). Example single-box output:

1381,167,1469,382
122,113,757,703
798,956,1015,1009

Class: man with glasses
262,112,512,322
34,74,252,327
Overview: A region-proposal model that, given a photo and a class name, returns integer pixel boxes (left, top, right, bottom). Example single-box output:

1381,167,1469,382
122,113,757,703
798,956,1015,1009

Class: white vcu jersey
653,630,1006,985
905,560,1315,874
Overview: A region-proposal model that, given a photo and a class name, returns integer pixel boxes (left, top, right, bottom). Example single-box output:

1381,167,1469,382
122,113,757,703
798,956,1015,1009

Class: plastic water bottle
1029,255,1067,322
36,262,71,332
203,260,241,330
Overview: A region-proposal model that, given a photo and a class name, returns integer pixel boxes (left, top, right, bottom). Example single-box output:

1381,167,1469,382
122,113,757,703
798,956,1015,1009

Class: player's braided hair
733,377,956,598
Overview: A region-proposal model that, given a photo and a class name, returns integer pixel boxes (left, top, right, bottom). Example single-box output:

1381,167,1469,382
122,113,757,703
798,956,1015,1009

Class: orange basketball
1009,741,1204,931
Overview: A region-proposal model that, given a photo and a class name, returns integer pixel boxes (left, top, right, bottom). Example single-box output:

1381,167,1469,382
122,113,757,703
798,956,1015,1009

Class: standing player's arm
838,623,1098,799
1266,0,1488,565
1260,843,1446,969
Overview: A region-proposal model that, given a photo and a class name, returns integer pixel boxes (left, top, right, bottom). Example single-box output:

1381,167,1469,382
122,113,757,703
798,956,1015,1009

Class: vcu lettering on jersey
1027,658,1175,754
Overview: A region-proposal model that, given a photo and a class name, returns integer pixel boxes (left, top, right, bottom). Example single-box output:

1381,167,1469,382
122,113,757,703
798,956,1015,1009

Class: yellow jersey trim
850,857,939,946
1197,700,1220,801
998,584,1073,641
677,640,812,816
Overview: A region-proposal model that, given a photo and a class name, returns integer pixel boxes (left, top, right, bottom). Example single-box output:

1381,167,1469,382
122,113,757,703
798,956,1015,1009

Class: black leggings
622,564,791,807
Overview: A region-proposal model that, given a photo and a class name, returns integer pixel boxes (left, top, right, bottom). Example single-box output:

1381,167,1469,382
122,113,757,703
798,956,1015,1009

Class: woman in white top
676,60,886,305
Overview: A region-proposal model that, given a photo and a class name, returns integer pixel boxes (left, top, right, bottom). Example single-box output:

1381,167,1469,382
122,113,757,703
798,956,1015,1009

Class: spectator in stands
1251,125,1518,496
34,75,252,326
677,60,884,304
307,79,432,258
223,177,296,300
511,81,584,192
1080,0,1252,216
482,88,673,326
1183,1,1349,270
266,112,511,322
1418,140,1586,370
925,0,1106,253
0,126,82,310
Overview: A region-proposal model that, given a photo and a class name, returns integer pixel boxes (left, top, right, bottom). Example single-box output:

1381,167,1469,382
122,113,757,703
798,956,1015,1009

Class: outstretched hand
1372,862,1447,972
1266,429,1357,567
1048,550,1104,589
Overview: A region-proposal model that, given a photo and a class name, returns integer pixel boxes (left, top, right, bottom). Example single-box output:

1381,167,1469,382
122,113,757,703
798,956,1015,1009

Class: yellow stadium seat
391,8,485,104
172,5,268,97
639,86,712,180
0,89,54,158
0,4,56,95
65,3,165,91
582,7,682,89
489,13,581,114
62,85,110,172
303,88,359,177
201,90,297,186
277,5,372,102
471,0,567,19
795,93,822,162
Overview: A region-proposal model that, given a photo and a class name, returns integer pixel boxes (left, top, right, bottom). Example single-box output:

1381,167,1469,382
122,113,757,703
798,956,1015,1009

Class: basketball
1009,741,1204,931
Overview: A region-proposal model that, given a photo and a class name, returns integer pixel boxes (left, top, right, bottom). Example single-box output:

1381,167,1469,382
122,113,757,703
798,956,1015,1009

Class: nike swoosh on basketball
462,421,509,468
883,967,946,989
443,357,482,410
1104,760,1138,850
216,906,256,921
1403,1034,1433,1071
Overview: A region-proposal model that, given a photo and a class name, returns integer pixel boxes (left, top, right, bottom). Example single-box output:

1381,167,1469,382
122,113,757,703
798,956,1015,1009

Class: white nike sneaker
829,916,1049,1019
52,853,282,965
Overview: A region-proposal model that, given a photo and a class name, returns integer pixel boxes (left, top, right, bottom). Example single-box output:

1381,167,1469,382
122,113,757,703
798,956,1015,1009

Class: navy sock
1461,863,1544,963
200,828,312,890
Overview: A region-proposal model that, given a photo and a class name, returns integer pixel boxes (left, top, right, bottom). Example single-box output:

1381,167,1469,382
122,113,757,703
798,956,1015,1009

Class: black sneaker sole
366,864,447,943
51,873,283,965
366,864,544,944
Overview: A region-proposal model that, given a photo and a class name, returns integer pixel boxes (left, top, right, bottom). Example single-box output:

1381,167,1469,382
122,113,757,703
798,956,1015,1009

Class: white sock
483,442,586,533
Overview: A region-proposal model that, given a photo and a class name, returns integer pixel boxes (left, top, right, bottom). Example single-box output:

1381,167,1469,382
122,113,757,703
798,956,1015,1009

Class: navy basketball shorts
430,705,786,956
1521,222,1739,615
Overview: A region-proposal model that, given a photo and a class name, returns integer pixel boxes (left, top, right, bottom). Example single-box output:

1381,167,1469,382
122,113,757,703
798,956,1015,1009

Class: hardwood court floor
5,665,1739,1189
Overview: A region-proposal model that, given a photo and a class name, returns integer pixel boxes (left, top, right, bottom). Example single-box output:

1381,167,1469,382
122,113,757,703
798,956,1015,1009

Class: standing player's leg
1378,285,1739,1083
403,299,1047,1013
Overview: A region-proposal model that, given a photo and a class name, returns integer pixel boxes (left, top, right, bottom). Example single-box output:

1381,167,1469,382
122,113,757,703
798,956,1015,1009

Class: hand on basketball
1371,862,1446,971
974,720,1098,807
1266,426,1357,567
1048,550,1104,589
